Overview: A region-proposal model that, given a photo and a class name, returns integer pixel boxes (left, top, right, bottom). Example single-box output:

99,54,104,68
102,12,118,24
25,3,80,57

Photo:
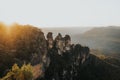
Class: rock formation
46,32,54,49
43,32,90,80
64,35,71,51
1,24,120,80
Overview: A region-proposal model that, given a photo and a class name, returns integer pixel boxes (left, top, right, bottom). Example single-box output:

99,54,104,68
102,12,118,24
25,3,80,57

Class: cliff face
42,32,90,80
0,24,90,79
43,48,120,80
43,44,90,80
1,24,119,80
41,31,120,80
0,24,48,77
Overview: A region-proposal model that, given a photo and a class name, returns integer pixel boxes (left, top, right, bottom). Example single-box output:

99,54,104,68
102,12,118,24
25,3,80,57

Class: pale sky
0,0,120,28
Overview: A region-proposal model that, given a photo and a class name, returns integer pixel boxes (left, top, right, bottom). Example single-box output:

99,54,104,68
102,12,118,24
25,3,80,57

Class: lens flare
6,27,11,35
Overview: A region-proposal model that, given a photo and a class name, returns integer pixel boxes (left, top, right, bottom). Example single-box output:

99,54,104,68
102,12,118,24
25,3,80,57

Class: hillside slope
0,24,47,78
73,27,120,56
78,54,120,80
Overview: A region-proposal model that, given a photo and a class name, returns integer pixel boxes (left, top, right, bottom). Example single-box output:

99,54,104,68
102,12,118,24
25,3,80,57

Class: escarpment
0,24,90,80
1,24,120,80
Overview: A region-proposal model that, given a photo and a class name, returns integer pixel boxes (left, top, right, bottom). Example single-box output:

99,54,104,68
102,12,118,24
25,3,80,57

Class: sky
0,0,120,28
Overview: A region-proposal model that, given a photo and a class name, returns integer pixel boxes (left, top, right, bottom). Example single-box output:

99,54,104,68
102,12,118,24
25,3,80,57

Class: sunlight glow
6,26,11,35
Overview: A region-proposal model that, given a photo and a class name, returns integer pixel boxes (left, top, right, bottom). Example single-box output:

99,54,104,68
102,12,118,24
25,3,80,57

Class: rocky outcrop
44,34,120,80
46,32,54,49
0,24,90,79
1,24,120,80
43,32,90,80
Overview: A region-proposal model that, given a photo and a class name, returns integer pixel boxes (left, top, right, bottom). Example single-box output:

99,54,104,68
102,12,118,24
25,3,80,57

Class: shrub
0,63,33,80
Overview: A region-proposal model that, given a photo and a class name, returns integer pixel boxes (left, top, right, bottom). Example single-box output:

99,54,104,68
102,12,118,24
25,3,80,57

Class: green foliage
0,23,47,77
0,63,33,80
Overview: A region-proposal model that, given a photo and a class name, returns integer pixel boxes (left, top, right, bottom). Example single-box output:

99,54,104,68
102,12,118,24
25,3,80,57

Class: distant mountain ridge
42,27,92,38
83,27,120,38
73,27,120,59
42,26,120,57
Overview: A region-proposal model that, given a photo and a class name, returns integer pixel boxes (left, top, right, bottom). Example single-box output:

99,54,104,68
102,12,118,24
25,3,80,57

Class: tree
0,63,33,80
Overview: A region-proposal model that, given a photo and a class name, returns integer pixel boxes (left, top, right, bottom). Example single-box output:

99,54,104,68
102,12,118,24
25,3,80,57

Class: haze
0,0,120,28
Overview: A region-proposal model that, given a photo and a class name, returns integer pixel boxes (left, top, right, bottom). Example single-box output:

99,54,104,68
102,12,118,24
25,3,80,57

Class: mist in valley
43,26,120,59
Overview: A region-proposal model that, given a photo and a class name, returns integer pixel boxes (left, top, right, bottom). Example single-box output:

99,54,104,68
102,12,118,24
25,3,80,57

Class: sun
1,22,13,35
